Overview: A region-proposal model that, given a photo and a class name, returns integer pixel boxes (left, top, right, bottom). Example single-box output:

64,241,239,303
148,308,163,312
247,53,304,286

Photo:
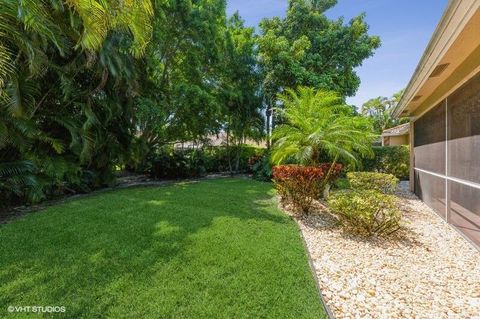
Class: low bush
250,152,273,181
361,146,409,180
273,165,325,214
328,189,401,236
347,171,398,194
318,163,343,183
334,178,350,190
149,146,264,179
150,150,208,179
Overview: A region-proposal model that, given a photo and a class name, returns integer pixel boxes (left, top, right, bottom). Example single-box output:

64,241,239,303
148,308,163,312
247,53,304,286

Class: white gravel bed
296,182,480,319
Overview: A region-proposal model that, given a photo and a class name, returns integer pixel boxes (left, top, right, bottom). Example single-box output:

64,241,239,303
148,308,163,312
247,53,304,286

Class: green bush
149,146,264,179
334,178,350,190
347,172,398,194
328,190,401,236
361,146,409,180
250,151,273,181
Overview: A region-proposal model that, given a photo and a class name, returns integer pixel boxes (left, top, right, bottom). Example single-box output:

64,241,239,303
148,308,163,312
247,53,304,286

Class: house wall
382,135,409,146
412,71,480,247
389,135,409,146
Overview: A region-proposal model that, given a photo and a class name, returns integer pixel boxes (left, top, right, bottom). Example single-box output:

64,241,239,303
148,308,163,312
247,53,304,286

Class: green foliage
258,0,381,138
251,152,273,181
328,189,401,236
271,87,376,167
0,1,265,207
361,146,410,180
149,146,264,179
0,178,327,318
361,90,409,134
347,171,399,194
0,1,155,207
334,178,350,190
221,13,264,158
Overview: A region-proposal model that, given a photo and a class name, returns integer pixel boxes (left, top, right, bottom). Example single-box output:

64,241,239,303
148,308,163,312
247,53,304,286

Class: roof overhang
381,132,409,137
393,0,480,119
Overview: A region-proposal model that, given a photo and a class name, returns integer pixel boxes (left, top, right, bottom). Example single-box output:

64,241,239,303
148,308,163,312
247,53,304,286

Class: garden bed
295,182,480,319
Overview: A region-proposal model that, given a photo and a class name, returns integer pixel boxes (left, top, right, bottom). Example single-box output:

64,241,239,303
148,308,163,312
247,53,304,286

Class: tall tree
258,0,380,144
219,12,264,173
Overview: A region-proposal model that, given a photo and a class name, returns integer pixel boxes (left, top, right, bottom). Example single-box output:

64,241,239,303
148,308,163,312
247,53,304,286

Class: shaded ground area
0,178,326,318
297,181,480,319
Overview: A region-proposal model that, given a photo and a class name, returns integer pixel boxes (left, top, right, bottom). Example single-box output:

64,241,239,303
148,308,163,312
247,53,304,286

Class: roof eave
393,0,479,118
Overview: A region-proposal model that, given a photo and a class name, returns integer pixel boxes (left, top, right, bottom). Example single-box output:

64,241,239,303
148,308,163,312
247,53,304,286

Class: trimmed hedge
361,146,410,180
347,172,399,194
328,189,401,236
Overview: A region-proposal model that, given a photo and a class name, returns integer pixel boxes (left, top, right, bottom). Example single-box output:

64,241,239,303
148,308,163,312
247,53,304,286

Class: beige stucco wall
382,134,409,146
390,135,409,146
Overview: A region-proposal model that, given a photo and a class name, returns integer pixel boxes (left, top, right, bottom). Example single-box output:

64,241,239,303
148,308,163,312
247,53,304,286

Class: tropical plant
361,145,410,180
0,0,154,206
360,90,408,133
271,87,376,169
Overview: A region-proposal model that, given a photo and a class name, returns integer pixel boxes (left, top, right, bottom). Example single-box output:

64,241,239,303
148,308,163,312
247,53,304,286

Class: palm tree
360,89,407,134
272,86,376,168
0,0,154,205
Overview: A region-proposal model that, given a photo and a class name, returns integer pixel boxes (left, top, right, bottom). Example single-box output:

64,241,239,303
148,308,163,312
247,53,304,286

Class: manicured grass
0,178,326,318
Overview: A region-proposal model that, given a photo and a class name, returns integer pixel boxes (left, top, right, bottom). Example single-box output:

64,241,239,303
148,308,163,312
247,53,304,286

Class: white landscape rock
294,182,480,319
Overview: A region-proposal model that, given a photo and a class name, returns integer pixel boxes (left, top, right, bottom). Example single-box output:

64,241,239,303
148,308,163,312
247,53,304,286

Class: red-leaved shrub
272,163,342,214
247,155,263,167
318,163,343,182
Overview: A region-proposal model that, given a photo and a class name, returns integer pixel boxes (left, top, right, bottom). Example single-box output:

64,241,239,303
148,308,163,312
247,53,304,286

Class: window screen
414,101,446,174
449,180,480,246
414,170,446,220
447,73,480,183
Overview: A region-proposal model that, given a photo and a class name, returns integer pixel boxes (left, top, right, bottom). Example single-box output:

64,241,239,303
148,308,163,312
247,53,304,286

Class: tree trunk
321,155,340,199
266,106,271,149
226,129,233,175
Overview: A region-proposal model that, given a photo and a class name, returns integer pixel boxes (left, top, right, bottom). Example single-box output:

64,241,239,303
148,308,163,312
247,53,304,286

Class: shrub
334,178,350,190
150,149,208,179
361,146,409,180
347,172,398,194
273,165,325,214
250,152,273,181
318,163,343,183
328,190,401,236
149,146,265,179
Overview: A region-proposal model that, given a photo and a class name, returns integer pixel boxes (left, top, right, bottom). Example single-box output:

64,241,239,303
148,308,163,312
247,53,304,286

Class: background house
393,0,480,247
381,123,410,146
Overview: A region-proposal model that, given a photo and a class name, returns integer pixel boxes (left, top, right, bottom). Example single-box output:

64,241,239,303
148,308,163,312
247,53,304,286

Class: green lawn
0,178,326,318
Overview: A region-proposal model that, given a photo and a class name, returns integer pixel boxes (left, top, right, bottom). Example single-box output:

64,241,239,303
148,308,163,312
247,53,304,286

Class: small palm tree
272,86,376,171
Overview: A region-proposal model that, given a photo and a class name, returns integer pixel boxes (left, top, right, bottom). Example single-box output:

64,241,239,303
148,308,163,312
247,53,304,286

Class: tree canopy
258,0,381,139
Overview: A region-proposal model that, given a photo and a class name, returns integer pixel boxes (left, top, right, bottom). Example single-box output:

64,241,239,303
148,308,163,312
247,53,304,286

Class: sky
226,0,449,108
